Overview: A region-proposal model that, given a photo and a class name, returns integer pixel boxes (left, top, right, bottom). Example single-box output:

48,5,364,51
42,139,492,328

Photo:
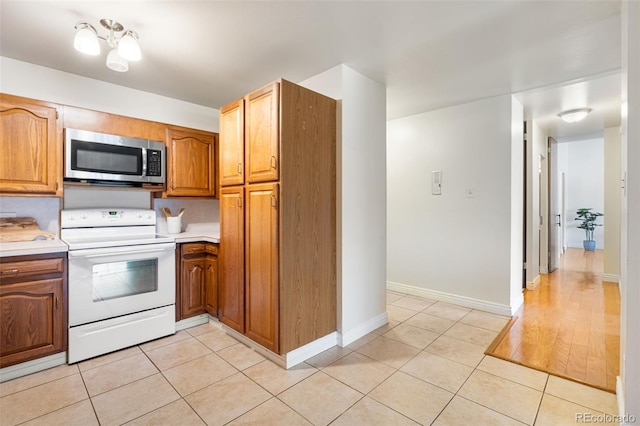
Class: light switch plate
432,171,442,195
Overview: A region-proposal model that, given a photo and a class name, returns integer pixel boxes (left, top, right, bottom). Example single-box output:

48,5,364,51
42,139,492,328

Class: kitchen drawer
0,258,64,281
205,244,218,256
181,243,206,255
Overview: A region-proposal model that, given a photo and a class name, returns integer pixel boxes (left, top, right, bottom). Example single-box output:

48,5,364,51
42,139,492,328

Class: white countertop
0,223,220,258
158,223,220,244
0,239,69,257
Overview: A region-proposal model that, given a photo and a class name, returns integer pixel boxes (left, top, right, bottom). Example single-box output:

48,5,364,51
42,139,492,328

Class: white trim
526,274,541,291
617,375,625,419
221,325,287,367
338,312,389,347
539,267,549,274
0,352,67,383
284,332,338,368
219,324,338,369
175,314,210,331
387,281,514,316
602,274,620,283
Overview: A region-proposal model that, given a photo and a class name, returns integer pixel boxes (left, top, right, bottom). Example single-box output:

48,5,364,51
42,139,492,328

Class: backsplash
0,197,61,235
153,198,220,233
0,193,220,238
63,187,152,209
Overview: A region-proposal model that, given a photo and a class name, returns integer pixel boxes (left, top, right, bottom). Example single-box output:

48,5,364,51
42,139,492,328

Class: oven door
68,242,175,327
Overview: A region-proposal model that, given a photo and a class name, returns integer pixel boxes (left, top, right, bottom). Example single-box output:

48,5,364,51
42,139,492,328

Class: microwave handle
141,147,148,177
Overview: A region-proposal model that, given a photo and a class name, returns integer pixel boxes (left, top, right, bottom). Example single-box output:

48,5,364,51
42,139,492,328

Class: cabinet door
205,253,218,316
0,278,65,368
180,255,207,318
0,94,62,196
245,83,279,183
245,183,279,352
219,99,244,187
166,127,217,197
219,187,245,332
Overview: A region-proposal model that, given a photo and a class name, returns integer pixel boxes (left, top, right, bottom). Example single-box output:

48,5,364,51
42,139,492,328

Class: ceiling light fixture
74,19,141,72
557,108,592,123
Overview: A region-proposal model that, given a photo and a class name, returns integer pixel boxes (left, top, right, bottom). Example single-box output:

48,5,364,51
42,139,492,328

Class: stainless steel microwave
64,129,165,186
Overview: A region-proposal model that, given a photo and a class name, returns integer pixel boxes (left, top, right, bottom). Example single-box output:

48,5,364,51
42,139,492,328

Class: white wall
0,57,219,132
603,127,621,281
387,95,524,315
619,0,640,418
299,65,388,345
564,138,605,248
0,57,221,231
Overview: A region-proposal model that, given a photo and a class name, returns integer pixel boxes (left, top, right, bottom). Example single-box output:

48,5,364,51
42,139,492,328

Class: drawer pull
1,269,19,275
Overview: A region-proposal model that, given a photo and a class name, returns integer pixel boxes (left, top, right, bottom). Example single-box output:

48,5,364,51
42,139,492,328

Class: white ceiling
0,1,622,140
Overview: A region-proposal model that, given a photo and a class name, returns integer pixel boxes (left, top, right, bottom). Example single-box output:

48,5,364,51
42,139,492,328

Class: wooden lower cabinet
245,183,279,352
177,242,218,320
219,187,245,333
0,253,67,368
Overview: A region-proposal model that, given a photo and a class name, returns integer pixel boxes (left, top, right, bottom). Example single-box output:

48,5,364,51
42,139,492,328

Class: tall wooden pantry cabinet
218,79,336,355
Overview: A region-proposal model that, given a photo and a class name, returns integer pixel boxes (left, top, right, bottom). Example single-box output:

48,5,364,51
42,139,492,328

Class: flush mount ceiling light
557,108,592,123
74,19,141,72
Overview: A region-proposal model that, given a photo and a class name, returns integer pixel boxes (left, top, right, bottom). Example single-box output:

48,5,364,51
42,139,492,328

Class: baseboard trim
0,352,67,383
175,314,210,331
602,274,620,283
219,324,338,369
338,312,389,347
616,376,625,417
526,275,541,291
284,332,338,368
539,267,549,274
387,281,513,316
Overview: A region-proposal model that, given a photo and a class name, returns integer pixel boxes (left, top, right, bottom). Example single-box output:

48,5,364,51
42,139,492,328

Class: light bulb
558,108,592,123
74,24,100,56
118,31,141,61
106,49,129,72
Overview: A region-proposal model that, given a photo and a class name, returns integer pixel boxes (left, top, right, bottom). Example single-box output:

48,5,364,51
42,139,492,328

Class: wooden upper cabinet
245,82,279,183
165,127,217,197
0,94,62,196
219,99,245,187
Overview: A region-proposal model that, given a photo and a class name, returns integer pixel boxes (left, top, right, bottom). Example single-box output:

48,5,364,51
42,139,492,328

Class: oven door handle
68,242,176,258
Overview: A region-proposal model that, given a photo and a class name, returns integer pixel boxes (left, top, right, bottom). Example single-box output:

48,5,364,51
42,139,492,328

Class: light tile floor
0,291,619,425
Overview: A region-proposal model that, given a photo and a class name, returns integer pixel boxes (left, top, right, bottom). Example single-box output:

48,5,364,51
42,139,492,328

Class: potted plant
575,208,603,251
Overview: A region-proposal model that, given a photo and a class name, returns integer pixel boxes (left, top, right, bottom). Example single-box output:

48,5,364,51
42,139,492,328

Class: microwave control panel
147,150,163,176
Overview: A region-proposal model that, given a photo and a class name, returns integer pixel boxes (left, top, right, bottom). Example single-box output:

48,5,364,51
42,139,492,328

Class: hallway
486,248,620,392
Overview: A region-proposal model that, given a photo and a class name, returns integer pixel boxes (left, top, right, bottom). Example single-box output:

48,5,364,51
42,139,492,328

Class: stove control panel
61,209,156,228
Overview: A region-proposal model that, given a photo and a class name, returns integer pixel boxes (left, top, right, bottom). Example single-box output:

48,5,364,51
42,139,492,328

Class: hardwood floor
486,248,620,392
